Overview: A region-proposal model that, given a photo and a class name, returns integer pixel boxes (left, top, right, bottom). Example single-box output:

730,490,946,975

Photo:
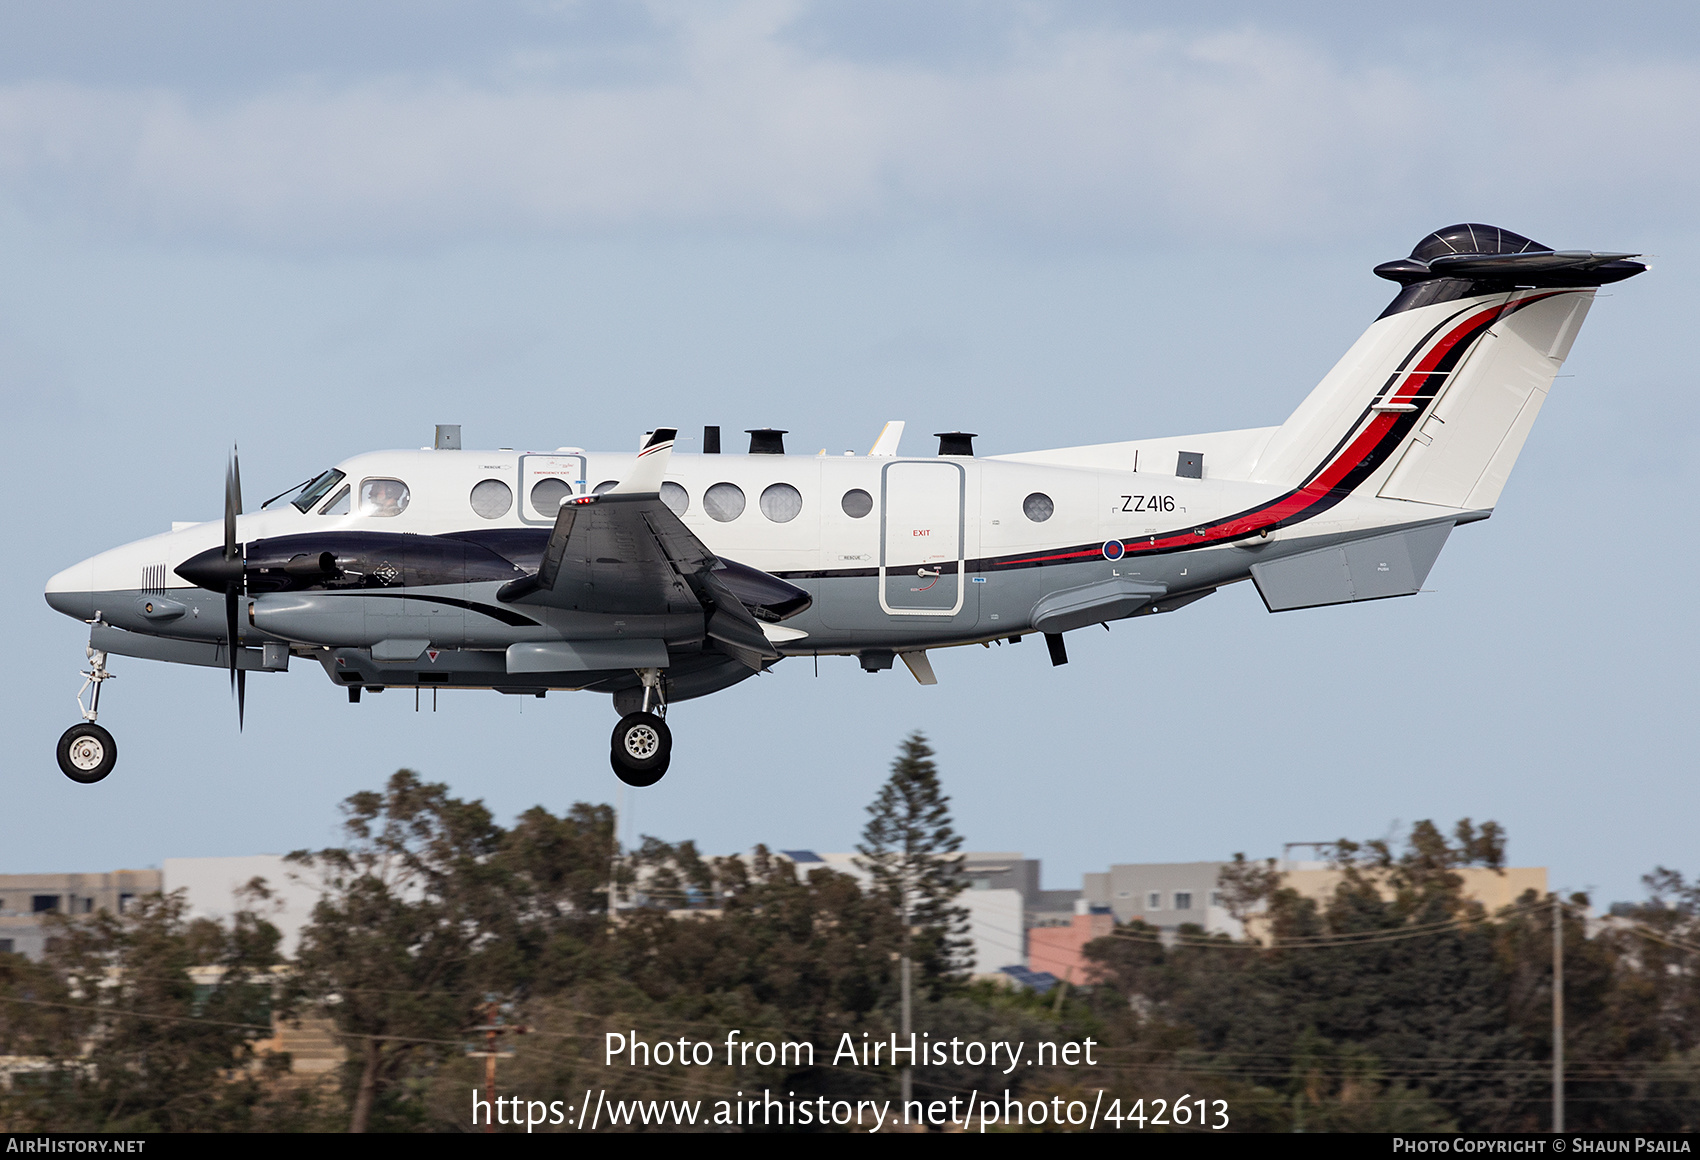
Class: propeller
224,447,246,729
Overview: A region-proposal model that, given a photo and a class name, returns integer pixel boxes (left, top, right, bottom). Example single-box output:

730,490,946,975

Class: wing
500,493,779,667
497,426,782,667
498,491,715,616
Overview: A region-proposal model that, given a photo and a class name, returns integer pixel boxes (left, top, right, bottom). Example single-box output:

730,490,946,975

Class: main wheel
611,751,669,787
57,723,117,784
610,712,671,785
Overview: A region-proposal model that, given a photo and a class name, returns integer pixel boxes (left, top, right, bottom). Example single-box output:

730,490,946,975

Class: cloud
0,3,1694,246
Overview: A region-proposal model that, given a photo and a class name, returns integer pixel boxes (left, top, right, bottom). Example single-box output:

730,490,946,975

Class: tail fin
1250,225,1644,510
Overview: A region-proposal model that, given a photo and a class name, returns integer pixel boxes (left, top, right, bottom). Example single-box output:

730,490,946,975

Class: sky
4,1,1696,906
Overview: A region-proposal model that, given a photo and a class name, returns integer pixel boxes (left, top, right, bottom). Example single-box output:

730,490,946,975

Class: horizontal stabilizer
1375,249,1644,285
1251,522,1454,613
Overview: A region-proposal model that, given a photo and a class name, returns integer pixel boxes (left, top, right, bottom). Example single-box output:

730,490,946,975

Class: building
1027,902,1115,982
163,855,335,959
779,850,1055,975
959,852,1081,928
1276,863,1546,912
1240,862,1548,941
0,869,161,959
1082,861,1240,937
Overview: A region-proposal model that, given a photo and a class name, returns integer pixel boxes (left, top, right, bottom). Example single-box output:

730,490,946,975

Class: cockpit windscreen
290,470,346,513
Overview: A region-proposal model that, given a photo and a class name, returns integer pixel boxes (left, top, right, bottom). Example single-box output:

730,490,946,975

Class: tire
610,750,669,787
57,723,117,784
610,712,671,778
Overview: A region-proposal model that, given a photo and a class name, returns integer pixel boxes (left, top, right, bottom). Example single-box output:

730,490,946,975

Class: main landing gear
58,646,117,784
611,668,672,787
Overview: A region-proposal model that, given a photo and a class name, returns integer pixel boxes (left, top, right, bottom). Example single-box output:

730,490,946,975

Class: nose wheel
58,723,117,784
610,712,671,787
59,644,118,784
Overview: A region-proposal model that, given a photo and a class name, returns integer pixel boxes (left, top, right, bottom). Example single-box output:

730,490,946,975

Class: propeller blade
225,587,240,691
224,462,238,562
220,447,247,726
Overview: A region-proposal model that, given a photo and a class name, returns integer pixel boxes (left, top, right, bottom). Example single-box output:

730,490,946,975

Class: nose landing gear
610,667,672,787
58,646,118,784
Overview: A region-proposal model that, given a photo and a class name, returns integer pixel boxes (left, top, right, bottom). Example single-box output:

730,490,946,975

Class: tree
285,770,514,1133
1,891,289,1133
856,732,969,980
856,732,969,1105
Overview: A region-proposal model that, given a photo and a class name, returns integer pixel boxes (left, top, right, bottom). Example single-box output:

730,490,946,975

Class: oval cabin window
530,478,571,515
703,482,746,522
470,479,513,519
760,483,803,523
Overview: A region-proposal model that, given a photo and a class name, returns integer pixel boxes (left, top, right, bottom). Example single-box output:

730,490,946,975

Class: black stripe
335,591,541,627
1298,299,1486,490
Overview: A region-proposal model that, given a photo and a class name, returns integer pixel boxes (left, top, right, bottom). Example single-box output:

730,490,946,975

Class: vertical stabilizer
1248,225,1643,510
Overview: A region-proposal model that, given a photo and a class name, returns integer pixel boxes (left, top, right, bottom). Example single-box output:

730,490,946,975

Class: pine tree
857,731,968,1106
856,731,970,982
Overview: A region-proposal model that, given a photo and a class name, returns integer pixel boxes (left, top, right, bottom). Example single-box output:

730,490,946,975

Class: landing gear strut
58,646,117,784
610,668,672,786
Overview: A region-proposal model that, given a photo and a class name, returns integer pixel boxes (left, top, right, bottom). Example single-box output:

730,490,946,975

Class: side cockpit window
359,478,410,517
290,469,346,513
319,485,350,515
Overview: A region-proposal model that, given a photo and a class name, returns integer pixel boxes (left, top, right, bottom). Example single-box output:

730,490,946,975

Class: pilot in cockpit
361,478,410,517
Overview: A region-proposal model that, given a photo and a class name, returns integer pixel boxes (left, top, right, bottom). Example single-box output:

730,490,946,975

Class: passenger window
660,481,689,515
529,478,571,516
841,488,873,519
703,482,745,522
471,479,513,519
760,483,803,523
359,478,410,517
319,485,350,515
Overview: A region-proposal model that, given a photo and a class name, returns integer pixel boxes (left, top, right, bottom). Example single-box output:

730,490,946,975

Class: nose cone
175,546,243,592
44,559,96,621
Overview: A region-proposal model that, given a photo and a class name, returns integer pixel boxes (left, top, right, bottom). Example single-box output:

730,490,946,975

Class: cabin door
880,461,965,615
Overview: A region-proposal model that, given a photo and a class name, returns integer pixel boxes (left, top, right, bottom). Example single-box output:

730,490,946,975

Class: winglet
609,428,677,494
868,421,905,457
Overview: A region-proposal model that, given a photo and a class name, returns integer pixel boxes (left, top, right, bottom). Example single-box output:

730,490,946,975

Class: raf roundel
1102,540,1125,561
